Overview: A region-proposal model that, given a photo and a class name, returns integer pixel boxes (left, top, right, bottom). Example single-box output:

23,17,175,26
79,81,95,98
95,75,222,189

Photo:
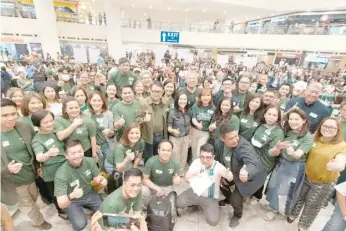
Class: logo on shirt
84,170,91,176
44,138,54,147
168,169,174,174
155,170,163,174
2,141,10,147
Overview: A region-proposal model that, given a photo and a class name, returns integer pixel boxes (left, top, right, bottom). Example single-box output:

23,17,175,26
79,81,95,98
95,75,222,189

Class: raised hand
144,110,151,122
49,145,60,157
239,164,248,183
126,149,135,162
69,181,83,200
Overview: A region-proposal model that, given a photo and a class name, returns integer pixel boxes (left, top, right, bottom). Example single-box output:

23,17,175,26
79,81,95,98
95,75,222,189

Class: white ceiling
77,0,346,23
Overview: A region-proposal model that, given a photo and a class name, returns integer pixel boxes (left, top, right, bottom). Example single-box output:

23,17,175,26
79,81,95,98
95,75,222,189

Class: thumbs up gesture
48,145,60,157
226,169,233,182
69,181,83,200
327,159,339,172
125,149,135,162
173,127,180,137
209,122,217,132
143,110,151,122
118,115,125,126
196,121,203,130
239,164,248,182
286,146,295,156
8,160,23,174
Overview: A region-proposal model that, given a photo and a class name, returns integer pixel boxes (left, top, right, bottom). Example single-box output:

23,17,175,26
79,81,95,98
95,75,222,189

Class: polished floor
13,181,334,231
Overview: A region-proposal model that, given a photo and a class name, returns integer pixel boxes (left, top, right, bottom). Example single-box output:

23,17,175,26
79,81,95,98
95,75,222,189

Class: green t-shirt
221,146,234,169
106,140,145,171
32,132,66,182
191,104,215,131
320,94,336,107
60,84,73,94
107,98,120,112
251,125,284,173
280,130,313,162
18,116,35,130
1,129,36,186
279,98,289,112
54,157,100,197
17,79,34,92
99,186,142,214
211,114,240,140
112,101,140,140
239,113,260,141
54,116,97,152
108,71,137,96
81,104,88,112
89,113,108,145
179,87,201,107
342,121,346,142
143,155,180,187
233,92,246,109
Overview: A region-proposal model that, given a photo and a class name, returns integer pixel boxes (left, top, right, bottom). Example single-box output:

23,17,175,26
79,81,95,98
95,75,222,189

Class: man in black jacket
214,123,266,228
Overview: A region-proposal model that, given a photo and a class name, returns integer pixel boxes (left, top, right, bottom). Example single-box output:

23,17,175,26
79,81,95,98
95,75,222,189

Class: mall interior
1,0,346,231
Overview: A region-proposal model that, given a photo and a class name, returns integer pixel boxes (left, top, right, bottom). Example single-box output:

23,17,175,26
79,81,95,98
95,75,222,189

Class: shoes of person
286,216,295,223
218,199,229,207
33,221,52,230
263,210,277,221
229,216,242,228
298,227,308,231
249,197,260,206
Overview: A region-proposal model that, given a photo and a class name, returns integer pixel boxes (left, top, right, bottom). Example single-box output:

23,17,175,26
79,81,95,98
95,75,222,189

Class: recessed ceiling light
185,9,189,12
150,5,153,9
203,9,207,12
131,4,135,7
223,10,226,14
144,13,147,16
168,7,171,10
257,16,260,18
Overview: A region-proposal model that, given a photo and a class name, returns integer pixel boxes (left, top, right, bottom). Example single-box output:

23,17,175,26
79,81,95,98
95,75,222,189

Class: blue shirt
97,57,104,65
25,66,36,79
285,97,330,133
214,90,239,108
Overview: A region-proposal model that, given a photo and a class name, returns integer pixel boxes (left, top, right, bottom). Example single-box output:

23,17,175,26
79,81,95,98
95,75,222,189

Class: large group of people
1,52,346,231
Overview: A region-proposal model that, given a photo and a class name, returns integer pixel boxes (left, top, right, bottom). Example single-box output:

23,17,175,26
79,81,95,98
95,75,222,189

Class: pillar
33,0,61,59
104,2,125,60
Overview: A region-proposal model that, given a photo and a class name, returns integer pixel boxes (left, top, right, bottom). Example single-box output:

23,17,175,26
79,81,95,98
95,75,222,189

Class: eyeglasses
200,156,213,160
321,125,338,131
239,81,250,85
152,90,163,94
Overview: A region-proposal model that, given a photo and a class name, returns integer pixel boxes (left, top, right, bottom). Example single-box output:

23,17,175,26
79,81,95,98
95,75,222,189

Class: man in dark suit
214,123,267,228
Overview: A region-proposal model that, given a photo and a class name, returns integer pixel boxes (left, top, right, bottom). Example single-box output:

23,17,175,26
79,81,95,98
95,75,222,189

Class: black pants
84,148,92,158
252,184,265,200
35,177,52,205
220,181,244,218
46,181,64,214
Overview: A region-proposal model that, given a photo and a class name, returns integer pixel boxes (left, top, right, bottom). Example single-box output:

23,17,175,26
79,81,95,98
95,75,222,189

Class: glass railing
0,7,36,19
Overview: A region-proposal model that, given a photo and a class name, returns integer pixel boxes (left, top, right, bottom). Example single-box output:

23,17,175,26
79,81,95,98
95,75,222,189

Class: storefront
274,52,302,66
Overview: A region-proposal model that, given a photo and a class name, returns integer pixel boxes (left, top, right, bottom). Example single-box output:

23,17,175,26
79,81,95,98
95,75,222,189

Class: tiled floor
13,182,334,231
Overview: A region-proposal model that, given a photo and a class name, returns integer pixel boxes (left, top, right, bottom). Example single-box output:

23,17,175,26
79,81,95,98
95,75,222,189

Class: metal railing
0,7,36,19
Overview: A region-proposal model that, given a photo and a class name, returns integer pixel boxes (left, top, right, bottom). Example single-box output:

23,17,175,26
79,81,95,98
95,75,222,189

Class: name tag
76,128,83,134
155,170,163,174
309,112,318,118
225,156,231,162
70,179,79,187
207,110,213,114
253,122,259,127
2,141,10,147
240,119,248,123
45,138,54,146
96,118,103,124
84,170,91,176
265,130,271,135
168,169,174,174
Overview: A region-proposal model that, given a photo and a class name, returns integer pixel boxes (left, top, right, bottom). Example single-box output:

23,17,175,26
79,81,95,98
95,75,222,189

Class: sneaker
298,227,308,231
286,216,295,223
229,216,242,228
33,221,52,230
249,197,260,205
263,210,277,221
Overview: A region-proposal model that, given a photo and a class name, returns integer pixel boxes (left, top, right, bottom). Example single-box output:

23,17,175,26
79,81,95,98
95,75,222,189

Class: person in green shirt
84,91,115,170
55,139,107,231
163,79,176,109
112,85,141,140
238,94,263,141
19,92,47,130
264,108,313,221
209,97,240,144
191,88,215,159
72,86,89,112
277,84,291,112
106,84,120,112
17,69,34,92
78,72,95,96
98,168,146,229
56,66,74,96
178,71,201,109
233,76,252,110
31,110,67,219
141,70,153,98
133,79,145,101
142,140,181,208
7,87,24,116
105,123,144,175
54,97,97,158
108,58,137,97
250,105,284,203
1,98,52,230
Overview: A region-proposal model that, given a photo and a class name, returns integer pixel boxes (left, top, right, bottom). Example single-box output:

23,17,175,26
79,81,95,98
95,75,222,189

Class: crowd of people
1,51,346,231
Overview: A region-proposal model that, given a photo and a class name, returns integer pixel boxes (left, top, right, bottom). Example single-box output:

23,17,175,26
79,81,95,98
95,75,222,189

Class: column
33,0,60,59
104,1,125,60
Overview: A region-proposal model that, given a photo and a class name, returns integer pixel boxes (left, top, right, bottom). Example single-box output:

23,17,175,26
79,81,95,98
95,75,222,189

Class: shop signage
160,31,180,43
1,37,25,43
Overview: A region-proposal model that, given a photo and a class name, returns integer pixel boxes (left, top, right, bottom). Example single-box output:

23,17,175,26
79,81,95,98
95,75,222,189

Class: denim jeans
64,189,102,231
143,134,164,161
104,159,114,175
322,204,346,231
100,142,111,170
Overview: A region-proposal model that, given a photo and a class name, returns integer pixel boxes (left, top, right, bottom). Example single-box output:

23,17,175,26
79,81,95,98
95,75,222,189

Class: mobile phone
102,214,140,230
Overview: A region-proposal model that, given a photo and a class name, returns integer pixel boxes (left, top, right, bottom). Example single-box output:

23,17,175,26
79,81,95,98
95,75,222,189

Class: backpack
146,191,180,231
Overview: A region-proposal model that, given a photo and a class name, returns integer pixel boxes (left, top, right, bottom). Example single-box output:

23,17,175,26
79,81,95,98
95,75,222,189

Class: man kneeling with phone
95,168,148,231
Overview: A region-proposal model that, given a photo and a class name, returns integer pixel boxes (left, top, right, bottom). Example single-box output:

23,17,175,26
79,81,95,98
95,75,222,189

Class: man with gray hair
285,82,330,133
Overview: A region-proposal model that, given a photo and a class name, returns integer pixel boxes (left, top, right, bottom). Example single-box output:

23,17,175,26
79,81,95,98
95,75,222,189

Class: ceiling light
168,7,171,10
185,9,189,12
150,5,153,9
223,10,226,14
203,9,207,12
257,16,260,19
185,17,188,21
91,0,95,2
131,4,135,7
144,13,147,16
